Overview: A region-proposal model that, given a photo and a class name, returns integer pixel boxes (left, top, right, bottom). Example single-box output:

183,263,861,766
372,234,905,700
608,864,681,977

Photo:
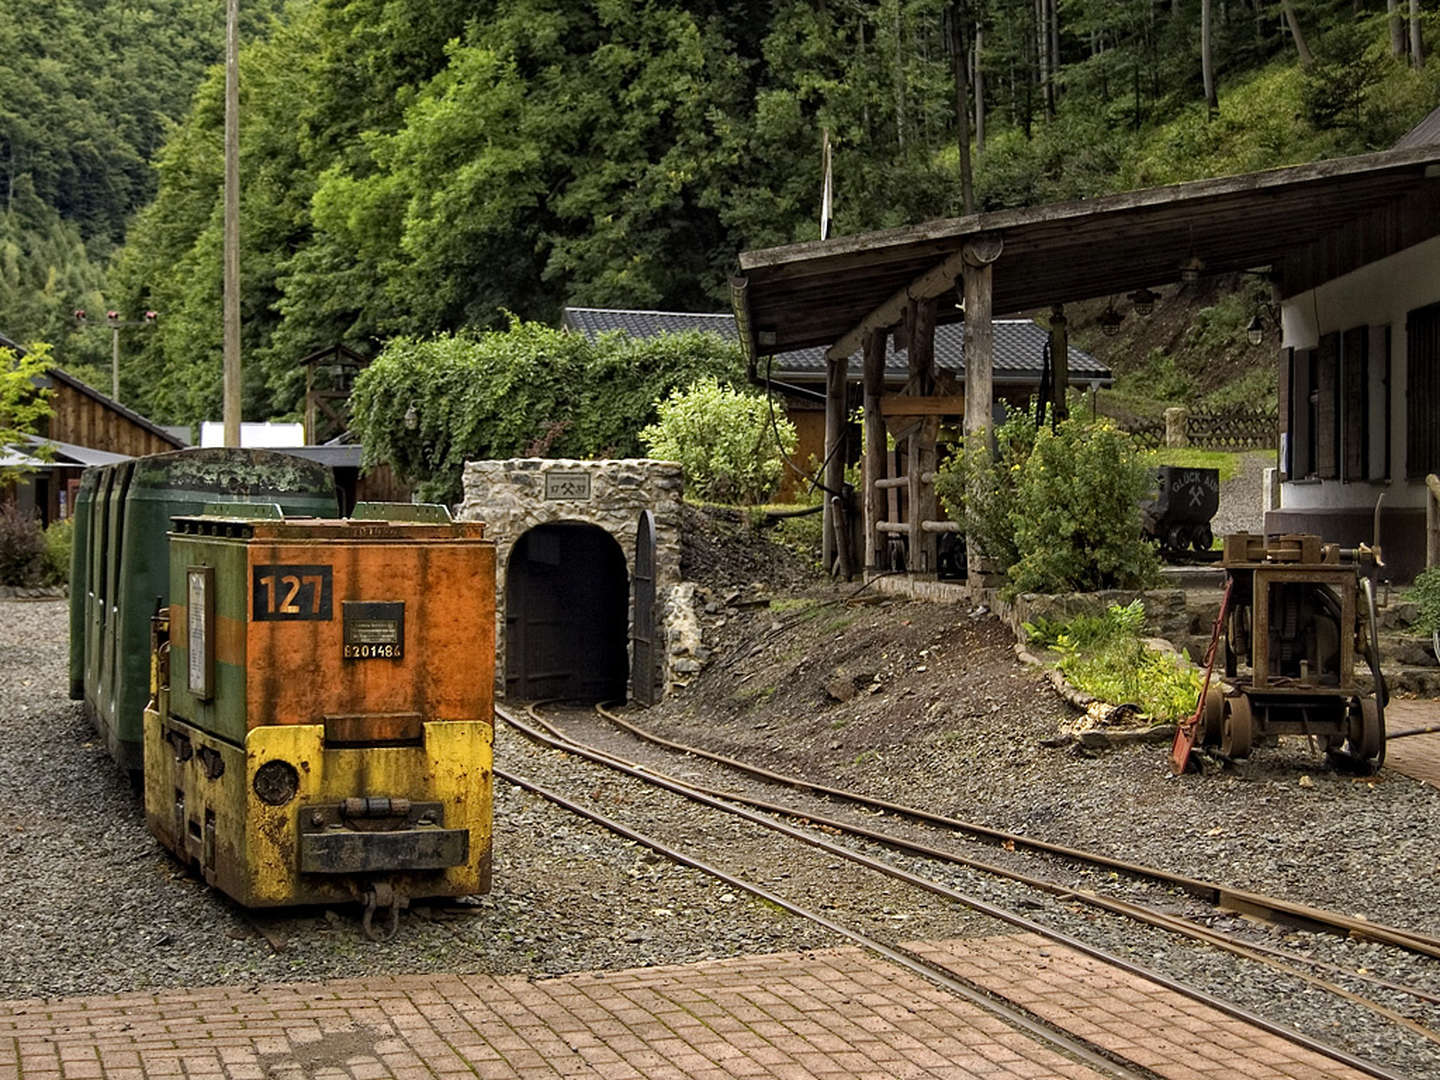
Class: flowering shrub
640,378,795,504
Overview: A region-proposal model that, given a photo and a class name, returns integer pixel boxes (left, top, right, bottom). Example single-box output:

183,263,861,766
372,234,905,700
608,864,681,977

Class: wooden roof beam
825,234,1004,363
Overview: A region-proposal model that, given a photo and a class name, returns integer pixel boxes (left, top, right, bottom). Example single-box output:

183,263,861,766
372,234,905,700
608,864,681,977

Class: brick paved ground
1383,699,1440,787
0,934,1377,1080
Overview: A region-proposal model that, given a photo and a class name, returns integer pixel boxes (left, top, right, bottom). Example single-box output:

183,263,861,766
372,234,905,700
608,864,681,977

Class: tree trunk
893,0,906,149
973,22,986,155
1201,0,1218,112
1034,0,1048,122
1281,1,1314,68
1389,0,1408,57
1047,0,1060,117
1412,0,1426,69
948,4,974,214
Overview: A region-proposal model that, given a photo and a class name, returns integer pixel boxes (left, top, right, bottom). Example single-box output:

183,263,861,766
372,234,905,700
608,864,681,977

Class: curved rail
590,702,1440,960
497,703,1423,1080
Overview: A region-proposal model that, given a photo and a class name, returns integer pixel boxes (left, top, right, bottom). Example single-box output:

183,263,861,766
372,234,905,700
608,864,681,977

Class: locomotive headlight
253,760,300,806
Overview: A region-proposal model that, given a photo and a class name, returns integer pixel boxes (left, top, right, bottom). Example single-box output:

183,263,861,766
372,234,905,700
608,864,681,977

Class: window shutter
1342,326,1367,481
1315,332,1340,479
1408,304,1440,479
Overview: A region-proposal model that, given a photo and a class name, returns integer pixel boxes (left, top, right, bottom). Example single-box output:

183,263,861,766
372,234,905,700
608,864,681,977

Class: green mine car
69,449,339,772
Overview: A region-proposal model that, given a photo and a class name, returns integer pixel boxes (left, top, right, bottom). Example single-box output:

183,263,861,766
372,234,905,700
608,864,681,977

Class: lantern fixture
1246,314,1265,346
1128,287,1158,317
1099,301,1124,337
1179,256,1205,286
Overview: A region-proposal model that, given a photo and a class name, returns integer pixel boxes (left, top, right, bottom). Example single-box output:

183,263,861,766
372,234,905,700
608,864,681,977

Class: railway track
495,700,1440,1080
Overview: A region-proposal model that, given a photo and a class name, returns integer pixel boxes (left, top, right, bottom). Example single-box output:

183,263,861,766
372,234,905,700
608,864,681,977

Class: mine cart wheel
1167,525,1190,554
1191,524,1213,553
1350,696,1385,771
1221,694,1254,759
1201,683,1224,745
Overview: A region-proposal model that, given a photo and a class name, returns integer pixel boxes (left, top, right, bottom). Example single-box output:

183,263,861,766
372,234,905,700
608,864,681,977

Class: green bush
935,407,1158,595
43,518,72,586
640,378,795,504
1408,567,1440,635
1027,600,1200,722
0,505,46,586
933,406,1040,572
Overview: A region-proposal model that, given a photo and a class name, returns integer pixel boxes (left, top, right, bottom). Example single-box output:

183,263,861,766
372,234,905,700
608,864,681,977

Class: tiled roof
561,306,1110,384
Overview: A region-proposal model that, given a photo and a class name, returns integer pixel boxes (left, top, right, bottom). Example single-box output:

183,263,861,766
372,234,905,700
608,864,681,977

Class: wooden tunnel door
505,523,629,702
631,510,657,706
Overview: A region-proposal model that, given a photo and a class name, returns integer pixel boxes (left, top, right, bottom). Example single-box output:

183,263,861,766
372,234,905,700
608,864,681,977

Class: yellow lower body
143,710,493,907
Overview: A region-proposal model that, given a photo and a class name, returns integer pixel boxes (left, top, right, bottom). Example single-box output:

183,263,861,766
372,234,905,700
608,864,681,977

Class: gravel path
1212,449,1273,537
0,601,825,1000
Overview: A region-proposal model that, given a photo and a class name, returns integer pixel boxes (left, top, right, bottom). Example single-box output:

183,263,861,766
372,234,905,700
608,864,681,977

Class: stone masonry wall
458,458,685,697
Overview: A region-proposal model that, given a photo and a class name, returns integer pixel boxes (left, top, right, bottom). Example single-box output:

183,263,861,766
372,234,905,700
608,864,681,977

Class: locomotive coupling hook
361,882,407,942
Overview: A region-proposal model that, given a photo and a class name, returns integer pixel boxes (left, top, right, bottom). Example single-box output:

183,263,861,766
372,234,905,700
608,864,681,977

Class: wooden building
0,337,187,524
561,306,1107,503
732,143,1440,585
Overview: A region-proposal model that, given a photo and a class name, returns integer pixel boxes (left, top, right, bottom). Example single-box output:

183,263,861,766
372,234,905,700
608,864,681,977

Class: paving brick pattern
911,934,1369,1080
1381,699,1440,787
0,935,1374,1080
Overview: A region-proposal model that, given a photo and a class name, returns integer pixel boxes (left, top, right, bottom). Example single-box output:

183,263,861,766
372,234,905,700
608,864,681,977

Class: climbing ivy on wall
349,318,745,503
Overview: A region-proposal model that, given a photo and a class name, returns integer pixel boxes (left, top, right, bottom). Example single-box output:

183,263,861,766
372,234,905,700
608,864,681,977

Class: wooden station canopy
732,144,1440,364
730,144,1440,586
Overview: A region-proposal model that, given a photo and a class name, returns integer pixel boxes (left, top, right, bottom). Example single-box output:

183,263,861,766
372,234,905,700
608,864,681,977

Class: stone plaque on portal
544,472,592,500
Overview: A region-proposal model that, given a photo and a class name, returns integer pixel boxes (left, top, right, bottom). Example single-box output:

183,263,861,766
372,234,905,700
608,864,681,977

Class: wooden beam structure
862,329,887,572
1049,304,1068,421
735,146,1440,363
822,351,847,576
906,297,939,575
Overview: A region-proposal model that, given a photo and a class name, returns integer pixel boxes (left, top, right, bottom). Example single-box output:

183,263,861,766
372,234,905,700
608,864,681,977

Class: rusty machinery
1173,532,1387,774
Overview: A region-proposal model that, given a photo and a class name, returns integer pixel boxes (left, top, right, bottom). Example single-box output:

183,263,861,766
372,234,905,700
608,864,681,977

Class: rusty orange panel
243,533,495,731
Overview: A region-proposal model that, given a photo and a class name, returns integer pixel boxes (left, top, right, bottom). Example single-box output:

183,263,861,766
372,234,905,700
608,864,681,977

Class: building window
1407,303,1440,479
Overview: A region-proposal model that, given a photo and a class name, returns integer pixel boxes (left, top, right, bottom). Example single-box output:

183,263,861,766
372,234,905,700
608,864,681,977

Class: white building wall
1279,233,1440,512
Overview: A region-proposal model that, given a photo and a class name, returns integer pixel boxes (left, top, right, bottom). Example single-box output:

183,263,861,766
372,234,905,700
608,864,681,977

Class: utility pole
73,309,157,404
223,0,242,448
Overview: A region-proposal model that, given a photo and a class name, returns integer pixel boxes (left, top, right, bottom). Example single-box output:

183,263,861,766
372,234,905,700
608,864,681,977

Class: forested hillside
7,1,1440,427
0,0,284,386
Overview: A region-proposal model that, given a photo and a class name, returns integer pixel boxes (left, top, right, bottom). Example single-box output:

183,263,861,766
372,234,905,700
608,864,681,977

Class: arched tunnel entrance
505,522,629,702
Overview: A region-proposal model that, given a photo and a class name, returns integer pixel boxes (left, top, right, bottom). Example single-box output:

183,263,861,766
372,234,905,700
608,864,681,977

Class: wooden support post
1049,304,1068,422
862,329,887,574
907,297,938,574
1427,474,1440,569
822,350,847,577
963,234,1002,595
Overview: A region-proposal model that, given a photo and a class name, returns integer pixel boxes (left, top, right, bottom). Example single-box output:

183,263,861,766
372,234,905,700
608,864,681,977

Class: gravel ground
1211,449,1272,538
0,601,828,1001
530,703,1440,1077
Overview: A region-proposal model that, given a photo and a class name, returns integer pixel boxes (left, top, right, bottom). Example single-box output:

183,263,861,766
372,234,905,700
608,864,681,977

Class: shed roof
562,306,1109,384
1395,104,1440,149
733,144,1440,361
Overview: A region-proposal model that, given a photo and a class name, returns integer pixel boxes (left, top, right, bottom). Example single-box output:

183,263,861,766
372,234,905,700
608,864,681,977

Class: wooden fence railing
1123,406,1277,451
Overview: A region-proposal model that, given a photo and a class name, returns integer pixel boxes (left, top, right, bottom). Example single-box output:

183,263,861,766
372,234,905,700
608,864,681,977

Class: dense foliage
935,406,1158,594
1408,567,1440,635
0,0,285,386
640,379,796,504
349,320,743,502
0,344,56,483
4,2,1438,430
1025,599,1202,722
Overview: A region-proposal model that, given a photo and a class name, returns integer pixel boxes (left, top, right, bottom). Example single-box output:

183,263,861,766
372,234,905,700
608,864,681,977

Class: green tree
0,342,57,484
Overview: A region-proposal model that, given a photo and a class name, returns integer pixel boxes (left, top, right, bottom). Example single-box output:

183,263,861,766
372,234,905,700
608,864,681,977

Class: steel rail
493,763,1155,1080
534,705,1440,1019
590,702,1440,960
498,704,1418,1080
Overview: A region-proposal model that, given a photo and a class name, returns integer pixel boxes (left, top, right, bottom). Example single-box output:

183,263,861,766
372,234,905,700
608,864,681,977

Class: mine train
69,448,495,932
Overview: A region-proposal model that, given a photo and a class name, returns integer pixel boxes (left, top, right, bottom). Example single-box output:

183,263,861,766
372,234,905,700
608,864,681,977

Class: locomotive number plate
253,565,333,621
343,601,405,660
